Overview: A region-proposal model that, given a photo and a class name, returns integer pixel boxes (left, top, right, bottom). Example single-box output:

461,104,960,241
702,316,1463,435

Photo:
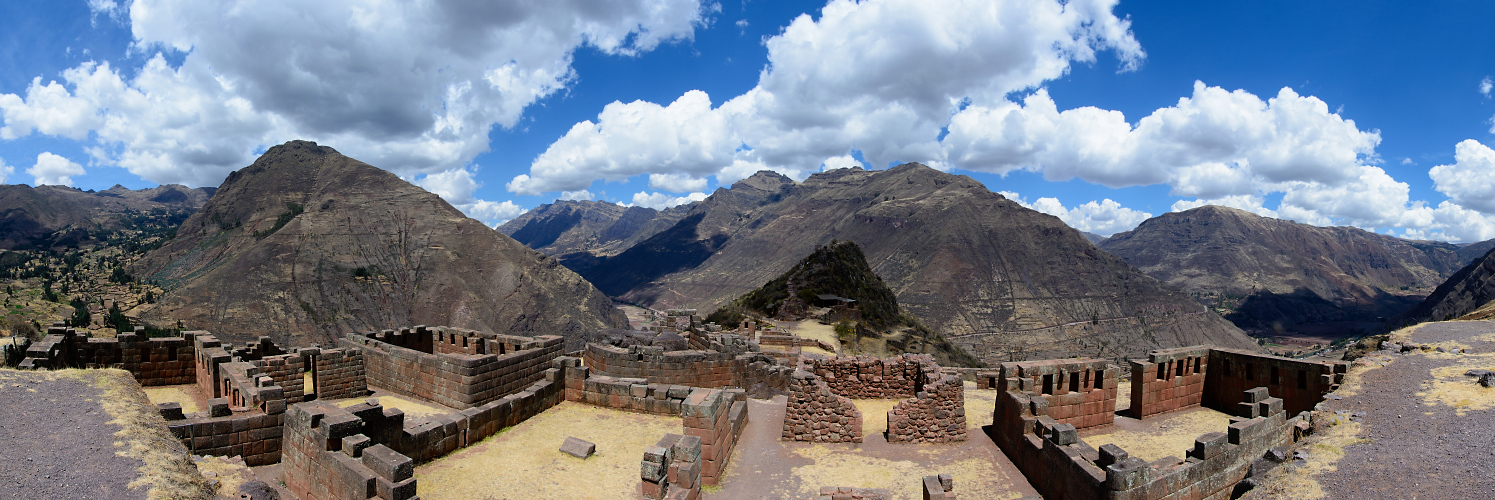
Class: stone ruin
7,314,1355,500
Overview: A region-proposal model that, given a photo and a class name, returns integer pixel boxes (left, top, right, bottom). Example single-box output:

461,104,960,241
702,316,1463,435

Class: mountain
1080,231,1108,245
548,164,1258,364
1457,239,1495,265
0,183,213,250
1098,206,1468,329
495,200,689,261
706,240,980,366
1395,247,1495,324
133,140,628,349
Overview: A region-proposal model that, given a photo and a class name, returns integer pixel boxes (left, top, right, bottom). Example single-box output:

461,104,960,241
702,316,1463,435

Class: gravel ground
0,368,209,500
1283,321,1495,499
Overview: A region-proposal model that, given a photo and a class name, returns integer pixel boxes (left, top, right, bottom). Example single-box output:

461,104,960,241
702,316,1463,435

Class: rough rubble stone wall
282,401,418,500
583,343,790,393
783,369,863,443
345,330,563,409
991,354,1313,500
806,355,924,398
1204,348,1347,417
997,359,1117,430
886,370,966,443
1130,347,1209,419
314,348,368,400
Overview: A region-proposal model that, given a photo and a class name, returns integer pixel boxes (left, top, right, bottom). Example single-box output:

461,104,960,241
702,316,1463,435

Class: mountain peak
731,170,797,192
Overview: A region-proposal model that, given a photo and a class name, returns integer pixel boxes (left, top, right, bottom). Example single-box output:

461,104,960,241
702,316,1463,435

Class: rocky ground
1249,320,1495,499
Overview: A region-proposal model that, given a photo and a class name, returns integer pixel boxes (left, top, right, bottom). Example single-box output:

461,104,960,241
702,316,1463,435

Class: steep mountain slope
0,183,212,250
1099,206,1467,329
134,140,627,348
569,164,1258,364
495,200,689,260
1395,247,1495,325
706,240,980,366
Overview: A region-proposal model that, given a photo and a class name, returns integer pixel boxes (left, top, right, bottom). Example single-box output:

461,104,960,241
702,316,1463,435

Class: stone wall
886,370,966,444
1204,348,1346,417
783,368,864,443
639,386,749,497
805,354,925,398
387,363,565,463
583,343,790,394
310,347,367,401
281,401,418,500
1129,347,1208,419
165,404,286,466
998,358,1118,432
991,351,1319,500
345,329,563,409
252,353,306,403
19,325,196,386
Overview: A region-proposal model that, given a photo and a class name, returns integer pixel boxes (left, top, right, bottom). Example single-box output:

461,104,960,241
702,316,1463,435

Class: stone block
1104,457,1150,491
1048,423,1077,445
362,444,414,482
1236,401,1260,419
1242,387,1270,403
158,402,185,420
208,398,231,417
1097,444,1129,468
1258,397,1284,416
673,435,702,463
560,436,596,459
1189,432,1228,460
641,460,668,482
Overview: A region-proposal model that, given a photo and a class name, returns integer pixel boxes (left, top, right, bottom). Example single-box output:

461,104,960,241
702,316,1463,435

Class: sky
3,1,1495,242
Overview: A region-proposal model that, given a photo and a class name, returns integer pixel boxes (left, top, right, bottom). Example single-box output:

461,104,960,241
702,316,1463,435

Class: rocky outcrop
135,140,627,348
1396,247,1495,325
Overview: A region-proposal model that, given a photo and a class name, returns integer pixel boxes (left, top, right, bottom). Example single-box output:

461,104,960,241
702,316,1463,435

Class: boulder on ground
560,437,595,459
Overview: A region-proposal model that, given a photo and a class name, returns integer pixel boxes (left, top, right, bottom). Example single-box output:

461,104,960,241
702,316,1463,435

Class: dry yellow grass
414,401,681,500
332,393,453,420
141,384,202,414
1115,379,1132,410
851,399,901,436
1415,352,1495,415
1080,408,1234,463
787,445,1026,500
789,321,840,352
192,456,252,496
964,382,997,429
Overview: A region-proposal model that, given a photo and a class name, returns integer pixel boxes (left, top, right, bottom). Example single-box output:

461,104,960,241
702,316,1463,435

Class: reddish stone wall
20,326,197,386
783,368,864,443
313,347,367,400
253,354,306,403
345,331,563,409
388,364,566,463
1129,347,1208,419
282,401,418,500
997,358,1116,430
1204,348,1346,417
167,409,286,466
806,354,924,399
639,387,749,497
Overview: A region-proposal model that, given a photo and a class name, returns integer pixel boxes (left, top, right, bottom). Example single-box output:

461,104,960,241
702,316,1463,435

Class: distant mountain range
506,164,1259,364
1395,247,1495,324
0,183,213,250
134,140,626,348
1099,205,1490,330
497,200,689,259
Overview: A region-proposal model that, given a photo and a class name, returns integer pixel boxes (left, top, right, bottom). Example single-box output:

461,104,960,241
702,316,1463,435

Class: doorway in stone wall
302,351,319,401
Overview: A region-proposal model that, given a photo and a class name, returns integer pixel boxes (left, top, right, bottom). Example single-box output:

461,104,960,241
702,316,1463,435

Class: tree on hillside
69,297,91,328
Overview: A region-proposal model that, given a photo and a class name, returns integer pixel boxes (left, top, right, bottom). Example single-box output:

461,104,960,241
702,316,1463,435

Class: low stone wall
805,354,924,398
583,343,791,394
281,401,418,500
388,365,565,463
1129,347,1208,419
999,358,1117,430
639,387,750,497
783,368,863,443
886,370,966,443
345,329,563,409
991,353,1315,499
166,406,285,466
252,353,306,403
310,347,367,400
19,325,196,386
1204,348,1346,416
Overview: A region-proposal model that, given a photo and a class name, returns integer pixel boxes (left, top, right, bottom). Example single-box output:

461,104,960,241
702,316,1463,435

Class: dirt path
1265,321,1495,499
0,368,209,500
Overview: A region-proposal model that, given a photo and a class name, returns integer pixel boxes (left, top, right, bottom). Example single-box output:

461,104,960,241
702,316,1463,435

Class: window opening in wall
1194,357,1202,374
1070,372,1080,392
1246,363,1255,380
1176,360,1185,377
1223,358,1231,376
1043,374,1054,395
1271,366,1280,386
1157,364,1166,380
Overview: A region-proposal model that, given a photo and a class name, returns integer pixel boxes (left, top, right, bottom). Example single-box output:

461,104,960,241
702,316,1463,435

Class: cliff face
135,140,627,348
1396,247,1495,325
1099,206,1470,329
551,164,1258,364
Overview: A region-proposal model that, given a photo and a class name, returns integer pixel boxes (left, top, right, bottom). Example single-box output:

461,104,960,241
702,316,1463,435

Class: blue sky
3,1,1495,242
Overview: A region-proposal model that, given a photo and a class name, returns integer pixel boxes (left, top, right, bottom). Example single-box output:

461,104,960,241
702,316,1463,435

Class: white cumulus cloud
559,190,594,201
1,0,712,187
1001,191,1151,236
629,191,707,209
412,167,525,226
0,157,13,184
28,152,86,186
1482,76,1493,97
512,0,1144,195
1429,139,1495,213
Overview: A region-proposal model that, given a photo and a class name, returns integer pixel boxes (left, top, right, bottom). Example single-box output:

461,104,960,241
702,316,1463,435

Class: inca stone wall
1000,358,1118,430
1130,347,1208,419
783,368,864,443
344,326,563,409
886,371,966,444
